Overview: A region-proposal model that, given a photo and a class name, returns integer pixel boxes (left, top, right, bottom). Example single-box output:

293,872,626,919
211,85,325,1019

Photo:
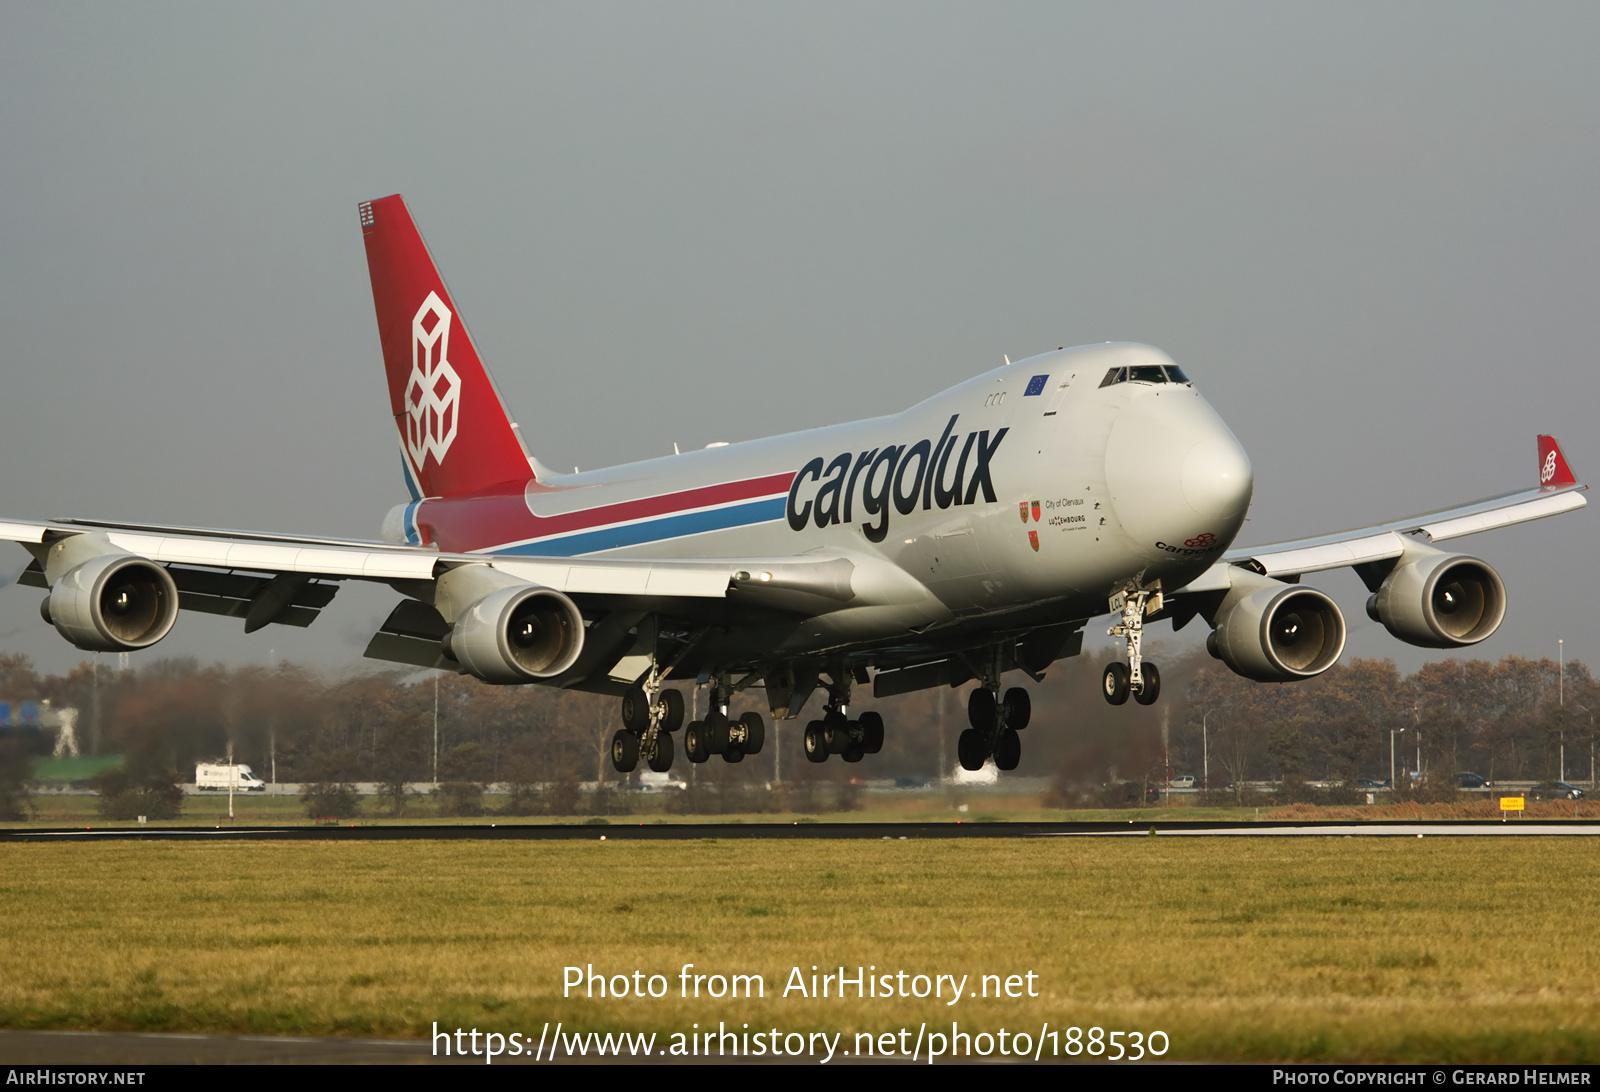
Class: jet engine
444,584,585,684
41,553,179,652
1207,583,1346,682
1365,549,1505,648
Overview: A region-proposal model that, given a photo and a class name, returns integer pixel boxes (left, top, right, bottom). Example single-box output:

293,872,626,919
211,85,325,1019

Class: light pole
1391,726,1406,793
1202,710,1217,790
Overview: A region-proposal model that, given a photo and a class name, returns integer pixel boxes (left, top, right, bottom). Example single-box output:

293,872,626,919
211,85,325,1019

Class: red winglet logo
1538,435,1576,491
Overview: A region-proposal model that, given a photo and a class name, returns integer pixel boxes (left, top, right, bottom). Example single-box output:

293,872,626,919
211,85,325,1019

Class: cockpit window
1100,364,1192,388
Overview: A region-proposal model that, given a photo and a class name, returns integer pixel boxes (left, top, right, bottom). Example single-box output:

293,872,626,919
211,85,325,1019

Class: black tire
659,689,685,732
610,729,640,773
647,730,675,772
1103,663,1131,706
994,728,1021,771
1002,687,1031,730
722,747,745,764
804,721,829,763
1134,663,1161,706
858,711,885,754
739,712,766,755
843,746,864,763
705,711,731,755
620,687,650,733
968,687,997,731
957,728,987,771
684,721,709,764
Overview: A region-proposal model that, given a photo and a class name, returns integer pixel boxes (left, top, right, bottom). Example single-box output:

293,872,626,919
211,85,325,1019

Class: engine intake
446,584,585,684
1207,583,1346,682
43,554,180,652
1366,551,1505,648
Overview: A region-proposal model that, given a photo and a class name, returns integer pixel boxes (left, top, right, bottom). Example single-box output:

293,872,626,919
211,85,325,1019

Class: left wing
1179,435,1584,594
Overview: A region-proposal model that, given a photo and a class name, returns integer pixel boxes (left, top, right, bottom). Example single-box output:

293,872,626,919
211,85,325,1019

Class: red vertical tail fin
360,195,535,499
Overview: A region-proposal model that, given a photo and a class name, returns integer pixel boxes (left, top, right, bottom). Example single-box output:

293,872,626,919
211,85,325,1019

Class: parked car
1167,775,1196,790
1454,772,1492,789
1355,778,1389,790
1529,781,1585,800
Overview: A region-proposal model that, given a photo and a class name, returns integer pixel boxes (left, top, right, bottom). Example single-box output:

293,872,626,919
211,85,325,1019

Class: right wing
1,516,934,673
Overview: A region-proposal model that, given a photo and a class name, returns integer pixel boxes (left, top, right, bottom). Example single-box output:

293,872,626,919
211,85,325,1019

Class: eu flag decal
1023,374,1049,397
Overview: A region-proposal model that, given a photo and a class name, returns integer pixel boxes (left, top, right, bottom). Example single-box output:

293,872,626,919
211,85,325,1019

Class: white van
195,763,267,792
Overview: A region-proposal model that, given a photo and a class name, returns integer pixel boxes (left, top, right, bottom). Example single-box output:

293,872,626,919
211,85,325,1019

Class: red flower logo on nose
1184,532,1216,549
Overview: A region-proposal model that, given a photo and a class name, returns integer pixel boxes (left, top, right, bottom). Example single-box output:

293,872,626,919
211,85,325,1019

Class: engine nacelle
1207,583,1346,682
445,584,585,684
1366,550,1505,648
42,553,180,652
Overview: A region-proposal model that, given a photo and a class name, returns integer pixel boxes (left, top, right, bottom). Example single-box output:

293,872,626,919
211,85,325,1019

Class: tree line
0,645,1592,816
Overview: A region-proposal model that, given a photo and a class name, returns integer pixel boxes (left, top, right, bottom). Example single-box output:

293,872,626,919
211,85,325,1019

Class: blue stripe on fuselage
494,497,787,557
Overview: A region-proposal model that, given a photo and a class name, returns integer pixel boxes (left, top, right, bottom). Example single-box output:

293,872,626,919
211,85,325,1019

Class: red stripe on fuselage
416,471,798,553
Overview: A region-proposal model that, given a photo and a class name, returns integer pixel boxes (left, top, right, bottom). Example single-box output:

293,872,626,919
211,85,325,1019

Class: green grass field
1,837,1596,1061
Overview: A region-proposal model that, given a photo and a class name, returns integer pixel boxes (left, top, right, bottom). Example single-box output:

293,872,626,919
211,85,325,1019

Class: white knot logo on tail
404,292,462,467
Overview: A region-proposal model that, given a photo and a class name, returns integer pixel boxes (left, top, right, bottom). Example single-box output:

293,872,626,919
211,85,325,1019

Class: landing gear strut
610,639,695,773
611,680,684,774
957,646,1030,772
801,668,885,764
1104,586,1162,707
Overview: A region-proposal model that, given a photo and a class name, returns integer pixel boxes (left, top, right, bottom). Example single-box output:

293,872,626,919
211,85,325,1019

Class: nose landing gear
1104,585,1163,707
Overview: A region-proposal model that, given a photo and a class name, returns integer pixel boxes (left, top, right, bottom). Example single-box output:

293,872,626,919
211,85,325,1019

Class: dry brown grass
1,838,1596,1061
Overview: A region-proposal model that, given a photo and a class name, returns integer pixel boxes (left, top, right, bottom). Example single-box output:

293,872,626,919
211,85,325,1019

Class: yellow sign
1500,796,1525,812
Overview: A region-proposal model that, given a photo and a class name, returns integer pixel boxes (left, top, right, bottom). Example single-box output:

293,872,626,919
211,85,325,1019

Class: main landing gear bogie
959,682,1031,772
684,709,766,765
610,684,686,774
802,709,885,764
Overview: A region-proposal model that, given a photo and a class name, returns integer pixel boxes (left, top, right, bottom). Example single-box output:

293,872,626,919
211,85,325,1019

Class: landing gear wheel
957,728,988,771
722,746,744,764
647,730,675,772
994,728,1021,771
658,689,685,732
1134,663,1161,706
739,712,766,755
1103,663,1131,706
705,712,731,755
684,721,710,763
968,688,997,731
803,720,829,763
858,711,884,754
1002,687,1031,730
842,746,864,763
610,729,640,773
620,687,650,733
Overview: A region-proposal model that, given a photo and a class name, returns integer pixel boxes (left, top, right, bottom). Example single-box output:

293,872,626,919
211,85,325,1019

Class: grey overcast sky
1,2,1596,677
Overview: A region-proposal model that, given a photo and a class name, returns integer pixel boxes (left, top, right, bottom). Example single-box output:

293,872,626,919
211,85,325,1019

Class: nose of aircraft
1103,388,1253,556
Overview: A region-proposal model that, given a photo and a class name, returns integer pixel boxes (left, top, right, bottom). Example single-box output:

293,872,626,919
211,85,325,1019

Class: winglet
1537,435,1578,492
